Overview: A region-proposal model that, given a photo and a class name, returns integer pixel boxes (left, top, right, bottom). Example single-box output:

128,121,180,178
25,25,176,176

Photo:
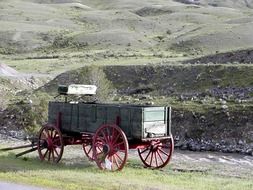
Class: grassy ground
0,145,252,190
0,1,253,189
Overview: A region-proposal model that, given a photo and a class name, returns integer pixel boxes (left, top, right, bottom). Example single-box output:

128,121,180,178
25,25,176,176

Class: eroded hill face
0,0,253,56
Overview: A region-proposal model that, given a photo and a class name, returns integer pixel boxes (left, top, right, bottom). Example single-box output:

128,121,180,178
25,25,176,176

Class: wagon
2,85,174,171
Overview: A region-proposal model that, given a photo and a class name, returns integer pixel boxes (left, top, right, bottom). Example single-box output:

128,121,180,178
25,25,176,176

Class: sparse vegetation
0,148,252,190
3,92,50,135
0,0,253,189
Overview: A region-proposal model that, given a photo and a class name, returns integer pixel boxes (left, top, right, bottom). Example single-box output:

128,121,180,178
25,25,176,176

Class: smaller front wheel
93,124,129,171
37,124,64,163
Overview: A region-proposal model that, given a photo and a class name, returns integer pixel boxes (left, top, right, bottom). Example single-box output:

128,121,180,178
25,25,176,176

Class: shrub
73,66,113,102
7,92,50,135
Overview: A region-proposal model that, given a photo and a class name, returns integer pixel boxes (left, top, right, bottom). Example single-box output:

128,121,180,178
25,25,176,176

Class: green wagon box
48,102,172,141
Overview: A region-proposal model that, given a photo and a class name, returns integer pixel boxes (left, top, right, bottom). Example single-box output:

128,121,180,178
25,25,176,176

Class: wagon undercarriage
37,115,174,171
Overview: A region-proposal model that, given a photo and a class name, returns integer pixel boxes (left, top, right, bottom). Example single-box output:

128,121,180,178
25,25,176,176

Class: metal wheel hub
46,138,54,150
103,144,110,154
150,144,159,152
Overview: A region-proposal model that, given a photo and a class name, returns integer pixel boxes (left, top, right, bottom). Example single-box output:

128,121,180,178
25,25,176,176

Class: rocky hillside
0,0,253,155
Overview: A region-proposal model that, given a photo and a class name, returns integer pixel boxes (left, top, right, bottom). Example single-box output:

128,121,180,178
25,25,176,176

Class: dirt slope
0,63,18,77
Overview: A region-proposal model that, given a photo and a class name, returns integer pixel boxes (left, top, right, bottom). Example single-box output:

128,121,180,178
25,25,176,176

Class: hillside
0,0,253,56
0,1,253,190
0,0,252,154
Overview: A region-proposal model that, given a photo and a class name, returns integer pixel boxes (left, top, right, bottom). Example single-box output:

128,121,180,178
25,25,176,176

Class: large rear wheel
93,124,129,171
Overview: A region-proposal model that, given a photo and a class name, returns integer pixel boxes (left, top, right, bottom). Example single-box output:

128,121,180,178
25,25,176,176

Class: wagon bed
48,102,172,140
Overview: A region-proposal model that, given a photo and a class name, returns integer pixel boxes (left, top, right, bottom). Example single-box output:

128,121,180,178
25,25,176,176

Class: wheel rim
138,136,174,168
93,124,129,171
83,141,94,161
38,124,64,163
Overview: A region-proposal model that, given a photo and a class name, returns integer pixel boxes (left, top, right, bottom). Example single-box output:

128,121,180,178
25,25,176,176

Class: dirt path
128,149,253,178
1,137,253,179
170,150,253,178
0,181,52,190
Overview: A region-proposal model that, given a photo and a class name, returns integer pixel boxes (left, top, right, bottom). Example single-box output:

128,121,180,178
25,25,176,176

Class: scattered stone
221,105,228,109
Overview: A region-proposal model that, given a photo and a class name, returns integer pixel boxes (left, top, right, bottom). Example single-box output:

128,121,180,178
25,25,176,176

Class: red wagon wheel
83,141,94,161
138,136,174,169
38,124,64,163
93,124,129,171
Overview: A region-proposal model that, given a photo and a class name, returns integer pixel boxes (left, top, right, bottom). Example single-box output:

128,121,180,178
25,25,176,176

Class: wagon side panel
130,107,143,140
48,102,73,132
79,104,98,133
119,107,131,138
60,103,73,132
48,102,60,125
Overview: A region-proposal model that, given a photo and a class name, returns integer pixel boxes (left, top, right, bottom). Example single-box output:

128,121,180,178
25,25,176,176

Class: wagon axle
102,144,110,155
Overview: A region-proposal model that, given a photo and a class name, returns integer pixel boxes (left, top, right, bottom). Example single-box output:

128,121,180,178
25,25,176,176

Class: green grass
0,148,252,190
1,49,185,75
153,96,253,113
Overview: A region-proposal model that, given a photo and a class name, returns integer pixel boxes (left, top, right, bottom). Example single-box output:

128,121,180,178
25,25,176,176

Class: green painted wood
47,102,171,140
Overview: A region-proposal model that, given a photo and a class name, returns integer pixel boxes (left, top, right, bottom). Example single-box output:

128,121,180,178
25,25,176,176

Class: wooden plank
47,101,170,140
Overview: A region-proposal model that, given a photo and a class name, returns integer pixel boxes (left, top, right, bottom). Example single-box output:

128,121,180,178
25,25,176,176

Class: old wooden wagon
2,85,174,171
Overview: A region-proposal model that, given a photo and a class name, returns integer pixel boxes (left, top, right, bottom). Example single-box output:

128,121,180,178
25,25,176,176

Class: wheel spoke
150,152,154,166
111,155,115,170
154,152,158,167
48,150,51,161
112,132,121,145
113,141,124,148
52,149,55,161
144,149,152,162
113,154,120,168
140,147,149,154
158,147,169,157
54,148,59,157
97,146,102,152
87,146,92,154
53,138,60,144
157,150,165,164
94,141,103,146
111,127,116,142
49,129,53,138
42,130,48,138
42,149,49,160
158,144,170,149
105,127,113,142
53,131,58,139
46,129,50,140
97,136,106,144
101,130,109,144
114,152,123,163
